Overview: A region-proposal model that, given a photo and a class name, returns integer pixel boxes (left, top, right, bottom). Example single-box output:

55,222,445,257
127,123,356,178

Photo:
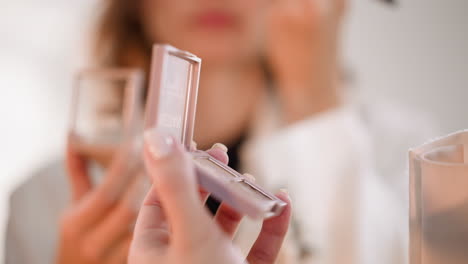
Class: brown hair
92,0,151,72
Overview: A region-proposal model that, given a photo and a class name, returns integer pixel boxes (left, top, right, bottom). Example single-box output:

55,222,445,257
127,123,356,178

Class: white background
0,0,467,261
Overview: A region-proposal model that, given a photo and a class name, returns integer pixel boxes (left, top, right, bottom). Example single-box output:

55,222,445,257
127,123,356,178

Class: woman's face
140,0,268,66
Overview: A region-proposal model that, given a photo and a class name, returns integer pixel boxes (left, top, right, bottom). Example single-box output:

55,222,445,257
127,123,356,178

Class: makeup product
410,131,468,264
69,68,144,168
144,44,286,219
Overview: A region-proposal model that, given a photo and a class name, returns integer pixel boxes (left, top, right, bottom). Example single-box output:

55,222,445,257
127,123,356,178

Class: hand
265,0,347,123
129,130,292,264
57,142,145,264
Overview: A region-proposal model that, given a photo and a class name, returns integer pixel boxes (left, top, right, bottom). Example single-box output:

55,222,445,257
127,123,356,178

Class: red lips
195,10,237,29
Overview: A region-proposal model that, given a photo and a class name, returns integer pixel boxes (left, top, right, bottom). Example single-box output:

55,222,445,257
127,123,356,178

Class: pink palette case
144,45,286,219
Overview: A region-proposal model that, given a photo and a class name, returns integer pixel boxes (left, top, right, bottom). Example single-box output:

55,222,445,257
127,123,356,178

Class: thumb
143,129,212,246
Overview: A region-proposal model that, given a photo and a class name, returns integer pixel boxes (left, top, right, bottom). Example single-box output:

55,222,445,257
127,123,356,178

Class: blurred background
0,0,466,260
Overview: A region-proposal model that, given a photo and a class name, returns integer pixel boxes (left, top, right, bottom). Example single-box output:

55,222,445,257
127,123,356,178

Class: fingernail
243,173,256,182
211,143,228,153
144,129,175,160
279,188,289,196
191,141,198,151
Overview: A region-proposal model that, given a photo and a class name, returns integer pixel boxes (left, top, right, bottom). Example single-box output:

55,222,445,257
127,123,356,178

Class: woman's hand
266,0,347,123
57,143,145,264
129,130,292,264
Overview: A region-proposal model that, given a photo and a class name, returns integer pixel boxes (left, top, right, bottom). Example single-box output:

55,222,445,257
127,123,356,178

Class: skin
128,131,292,264
266,0,346,123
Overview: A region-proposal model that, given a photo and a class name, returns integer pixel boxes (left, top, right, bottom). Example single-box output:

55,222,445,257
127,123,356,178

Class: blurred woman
6,0,414,263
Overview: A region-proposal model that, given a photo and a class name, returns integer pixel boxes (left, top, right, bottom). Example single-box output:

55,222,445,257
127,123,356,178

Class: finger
205,143,229,165
136,185,167,231
72,143,138,230
98,142,136,199
81,175,143,260
135,170,167,233
67,189,116,233
121,169,150,212
132,184,170,253
190,140,198,151
214,202,243,238
103,235,132,264
66,140,92,202
143,129,212,246
247,191,292,264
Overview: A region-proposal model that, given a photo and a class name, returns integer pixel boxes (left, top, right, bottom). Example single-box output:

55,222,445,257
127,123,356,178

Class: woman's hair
90,0,151,113
92,0,151,72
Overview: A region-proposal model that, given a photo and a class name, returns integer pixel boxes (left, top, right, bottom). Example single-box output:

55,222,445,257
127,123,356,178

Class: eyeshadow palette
144,44,286,219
